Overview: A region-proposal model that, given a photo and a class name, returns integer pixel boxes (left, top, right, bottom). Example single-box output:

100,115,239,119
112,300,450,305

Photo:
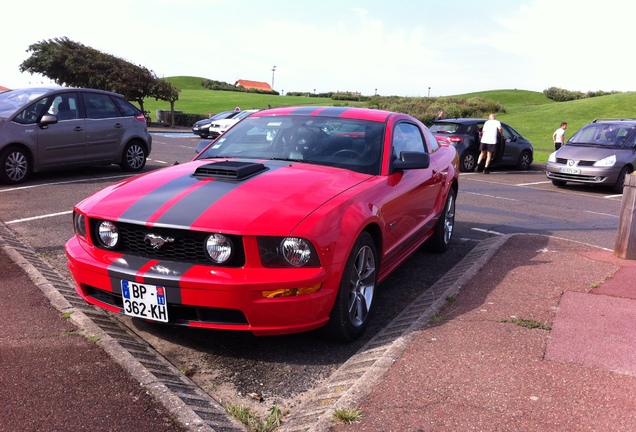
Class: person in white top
476,114,502,174
553,122,568,150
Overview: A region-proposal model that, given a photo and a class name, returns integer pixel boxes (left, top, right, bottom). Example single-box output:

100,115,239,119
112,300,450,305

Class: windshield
569,123,636,147
197,115,385,175
0,88,56,117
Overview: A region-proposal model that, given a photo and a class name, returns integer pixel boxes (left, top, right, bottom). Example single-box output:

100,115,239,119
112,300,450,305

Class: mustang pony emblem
144,233,175,249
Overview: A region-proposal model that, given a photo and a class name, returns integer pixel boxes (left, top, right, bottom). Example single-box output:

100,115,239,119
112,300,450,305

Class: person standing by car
476,114,502,174
435,109,445,121
553,122,568,150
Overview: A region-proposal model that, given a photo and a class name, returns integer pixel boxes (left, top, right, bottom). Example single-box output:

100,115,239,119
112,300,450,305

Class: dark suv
0,87,152,184
430,118,533,172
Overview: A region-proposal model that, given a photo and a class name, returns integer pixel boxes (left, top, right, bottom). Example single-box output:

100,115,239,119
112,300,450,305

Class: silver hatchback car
545,119,636,193
0,87,152,184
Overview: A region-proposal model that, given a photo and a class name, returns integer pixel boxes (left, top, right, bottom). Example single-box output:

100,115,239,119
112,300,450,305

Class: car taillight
435,135,463,145
134,113,146,122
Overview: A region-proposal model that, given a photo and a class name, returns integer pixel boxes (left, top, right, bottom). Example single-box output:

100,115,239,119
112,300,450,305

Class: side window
392,123,425,159
423,128,439,152
113,96,141,117
13,97,50,125
50,93,80,121
83,93,120,119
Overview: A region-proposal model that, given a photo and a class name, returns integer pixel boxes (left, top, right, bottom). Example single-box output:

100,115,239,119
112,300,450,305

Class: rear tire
321,231,377,341
0,146,31,184
427,188,456,253
459,151,477,172
120,141,147,172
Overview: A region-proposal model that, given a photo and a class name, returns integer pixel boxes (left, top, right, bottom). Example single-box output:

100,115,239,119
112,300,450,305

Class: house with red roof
234,80,272,92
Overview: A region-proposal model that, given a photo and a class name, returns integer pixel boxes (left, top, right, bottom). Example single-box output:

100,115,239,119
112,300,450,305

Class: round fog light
205,234,233,264
98,221,119,249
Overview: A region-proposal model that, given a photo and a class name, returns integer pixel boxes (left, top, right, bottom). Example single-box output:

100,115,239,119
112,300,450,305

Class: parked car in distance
0,87,152,184
545,118,636,193
430,118,533,172
191,110,240,138
65,106,459,341
207,109,260,138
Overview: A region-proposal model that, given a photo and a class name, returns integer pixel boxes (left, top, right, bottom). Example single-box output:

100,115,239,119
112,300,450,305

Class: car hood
555,144,624,161
77,159,371,234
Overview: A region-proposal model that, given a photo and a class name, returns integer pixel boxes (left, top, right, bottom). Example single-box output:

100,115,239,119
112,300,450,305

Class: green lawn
145,77,636,165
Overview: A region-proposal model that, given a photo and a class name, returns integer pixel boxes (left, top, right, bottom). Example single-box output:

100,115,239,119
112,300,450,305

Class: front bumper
545,162,621,186
65,237,337,336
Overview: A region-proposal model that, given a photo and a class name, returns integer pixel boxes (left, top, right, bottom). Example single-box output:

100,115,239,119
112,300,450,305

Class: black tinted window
83,93,120,119
113,96,141,117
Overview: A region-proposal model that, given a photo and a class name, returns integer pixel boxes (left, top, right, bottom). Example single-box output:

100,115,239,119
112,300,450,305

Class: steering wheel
332,149,364,159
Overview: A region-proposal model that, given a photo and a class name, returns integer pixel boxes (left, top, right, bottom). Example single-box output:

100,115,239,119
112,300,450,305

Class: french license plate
559,166,581,175
121,280,168,322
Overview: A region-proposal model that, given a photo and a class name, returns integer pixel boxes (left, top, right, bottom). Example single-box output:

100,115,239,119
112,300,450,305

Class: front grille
555,158,595,167
90,221,245,267
84,285,248,325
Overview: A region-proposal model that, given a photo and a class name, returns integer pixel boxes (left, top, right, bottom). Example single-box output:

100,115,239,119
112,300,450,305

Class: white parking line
472,228,505,235
7,210,73,224
148,159,169,164
517,181,552,186
584,210,619,218
464,191,518,201
0,175,131,193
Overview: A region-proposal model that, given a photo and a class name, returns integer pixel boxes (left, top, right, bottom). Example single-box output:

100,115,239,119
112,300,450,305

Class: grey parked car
545,118,636,193
0,87,152,184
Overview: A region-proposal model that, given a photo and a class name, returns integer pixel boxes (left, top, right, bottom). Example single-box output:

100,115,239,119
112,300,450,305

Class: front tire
322,231,377,341
551,179,567,187
612,166,632,193
427,188,456,253
120,141,147,172
0,146,31,184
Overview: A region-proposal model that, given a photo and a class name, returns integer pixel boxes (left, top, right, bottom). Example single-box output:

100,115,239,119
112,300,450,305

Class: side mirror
392,151,430,172
196,139,214,154
39,114,58,129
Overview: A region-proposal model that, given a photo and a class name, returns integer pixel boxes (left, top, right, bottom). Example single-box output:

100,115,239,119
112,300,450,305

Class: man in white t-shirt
553,122,568,150
476,114,502,174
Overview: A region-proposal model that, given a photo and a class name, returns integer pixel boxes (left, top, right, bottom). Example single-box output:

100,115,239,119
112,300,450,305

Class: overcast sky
2,0,632,97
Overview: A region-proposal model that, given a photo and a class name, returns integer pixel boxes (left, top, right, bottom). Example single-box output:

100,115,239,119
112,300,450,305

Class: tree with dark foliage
19,37,179,115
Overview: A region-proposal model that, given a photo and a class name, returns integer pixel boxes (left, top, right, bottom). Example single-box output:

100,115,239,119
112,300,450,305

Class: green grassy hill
144,76,333,119
146,78,636,164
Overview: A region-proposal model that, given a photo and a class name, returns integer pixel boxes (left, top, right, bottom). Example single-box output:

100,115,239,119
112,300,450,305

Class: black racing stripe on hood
118,173,199,223
120,161,286,228
154,179,238,227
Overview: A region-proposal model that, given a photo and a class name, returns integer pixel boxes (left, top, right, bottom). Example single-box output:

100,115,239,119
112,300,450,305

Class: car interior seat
57,101,75,120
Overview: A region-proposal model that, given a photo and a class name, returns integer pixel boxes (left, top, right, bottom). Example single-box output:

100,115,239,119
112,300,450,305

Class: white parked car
208,109,259,138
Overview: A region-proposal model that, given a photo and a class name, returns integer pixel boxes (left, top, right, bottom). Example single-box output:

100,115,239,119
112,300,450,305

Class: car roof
253,106,396,122
434,118,487,124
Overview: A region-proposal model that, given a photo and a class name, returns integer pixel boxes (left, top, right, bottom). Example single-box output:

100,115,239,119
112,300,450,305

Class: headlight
547,152,557,163
205,233,233,264
593,154,616,167
281,238,312,266
73,211,87,239
97,221,120,249
258,236,320,267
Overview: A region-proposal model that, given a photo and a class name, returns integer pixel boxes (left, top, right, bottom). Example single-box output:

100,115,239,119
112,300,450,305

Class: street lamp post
271,66,277,90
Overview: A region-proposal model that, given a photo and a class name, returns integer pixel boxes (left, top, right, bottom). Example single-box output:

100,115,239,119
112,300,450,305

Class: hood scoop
193,160,269,181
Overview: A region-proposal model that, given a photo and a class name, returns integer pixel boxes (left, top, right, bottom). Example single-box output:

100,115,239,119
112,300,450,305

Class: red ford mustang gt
65,106,459,340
